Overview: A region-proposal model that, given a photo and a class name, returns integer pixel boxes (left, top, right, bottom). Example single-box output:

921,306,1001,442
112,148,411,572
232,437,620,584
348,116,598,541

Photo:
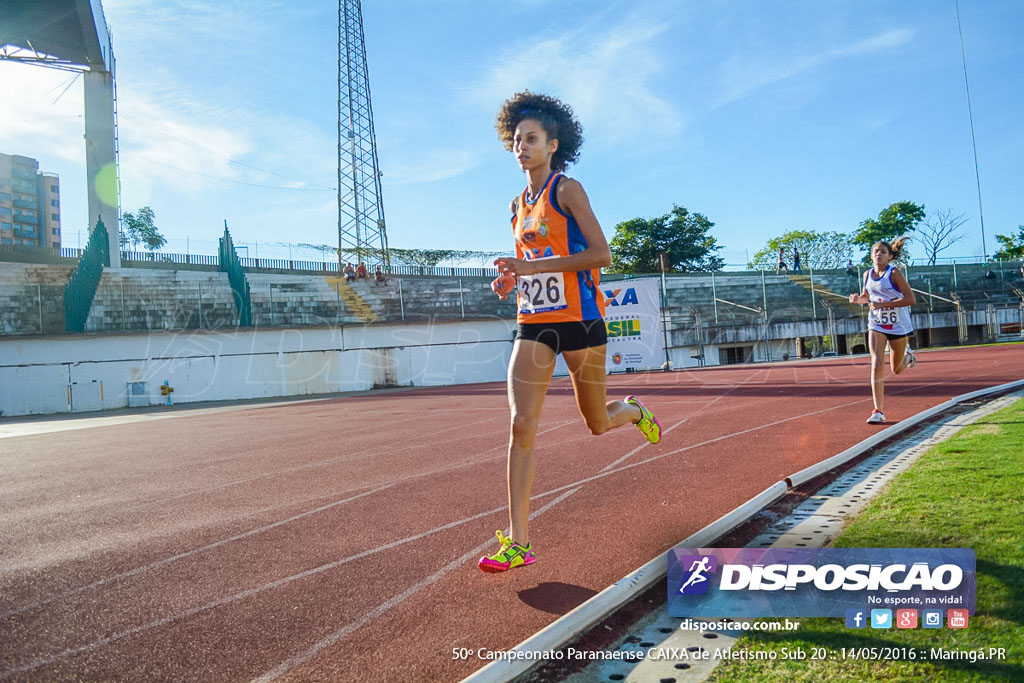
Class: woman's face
871,242,891,267
512,118,558,172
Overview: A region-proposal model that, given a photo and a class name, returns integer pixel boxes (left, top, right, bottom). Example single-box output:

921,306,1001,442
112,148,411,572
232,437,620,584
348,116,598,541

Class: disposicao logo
667,548,975,618
676,555,718,595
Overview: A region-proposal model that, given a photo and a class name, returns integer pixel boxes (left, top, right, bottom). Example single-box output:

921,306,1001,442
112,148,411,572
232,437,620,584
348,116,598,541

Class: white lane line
0,488,575,680
6,366,1010,676
0,483,394,620
132,413,504,511
0,399,333,439
602,367,771,472
0,502,503,678
3,419,579,620
251,487,582,683
8,396,859,675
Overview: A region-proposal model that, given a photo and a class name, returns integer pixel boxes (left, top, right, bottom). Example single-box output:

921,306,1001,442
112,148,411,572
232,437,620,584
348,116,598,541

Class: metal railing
218,224,252,326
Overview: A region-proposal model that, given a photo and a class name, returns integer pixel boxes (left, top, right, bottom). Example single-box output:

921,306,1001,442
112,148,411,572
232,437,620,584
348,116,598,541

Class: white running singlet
864,265,913,336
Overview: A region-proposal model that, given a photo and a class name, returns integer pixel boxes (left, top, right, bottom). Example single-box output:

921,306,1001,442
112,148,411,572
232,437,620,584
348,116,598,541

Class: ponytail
889,235,910,262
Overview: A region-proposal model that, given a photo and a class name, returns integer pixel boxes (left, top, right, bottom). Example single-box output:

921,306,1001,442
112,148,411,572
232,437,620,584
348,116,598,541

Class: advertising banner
667,547,976,619
603,277,664,372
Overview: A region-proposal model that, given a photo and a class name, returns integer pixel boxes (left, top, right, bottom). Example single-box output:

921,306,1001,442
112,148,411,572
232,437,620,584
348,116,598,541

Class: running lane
1,345,1021,681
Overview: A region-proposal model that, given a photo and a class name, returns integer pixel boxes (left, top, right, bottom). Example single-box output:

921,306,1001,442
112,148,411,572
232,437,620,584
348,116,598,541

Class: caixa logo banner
667,548,975,618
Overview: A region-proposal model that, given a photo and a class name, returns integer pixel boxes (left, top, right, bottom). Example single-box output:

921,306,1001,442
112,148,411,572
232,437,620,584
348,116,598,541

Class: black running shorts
515,319,608,355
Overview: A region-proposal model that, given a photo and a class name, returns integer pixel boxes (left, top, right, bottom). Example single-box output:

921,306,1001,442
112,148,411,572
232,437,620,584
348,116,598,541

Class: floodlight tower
338,0,389,268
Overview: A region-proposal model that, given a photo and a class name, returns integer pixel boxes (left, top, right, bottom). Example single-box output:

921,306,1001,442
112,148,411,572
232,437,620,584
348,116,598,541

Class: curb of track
462,377,1024,683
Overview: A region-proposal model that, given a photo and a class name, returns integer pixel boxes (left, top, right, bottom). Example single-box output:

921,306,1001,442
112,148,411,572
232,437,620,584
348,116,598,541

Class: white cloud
468,12,684,146
711,28,916,109
381,148,483,186
0,63,86,163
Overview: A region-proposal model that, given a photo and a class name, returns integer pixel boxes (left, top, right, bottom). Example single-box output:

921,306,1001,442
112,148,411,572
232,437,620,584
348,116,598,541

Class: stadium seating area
0,262,74,335
85,268,239,332
1,257,1021,337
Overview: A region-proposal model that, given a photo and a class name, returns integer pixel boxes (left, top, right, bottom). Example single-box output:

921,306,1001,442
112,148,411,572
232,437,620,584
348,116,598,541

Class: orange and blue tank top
511,172,605,324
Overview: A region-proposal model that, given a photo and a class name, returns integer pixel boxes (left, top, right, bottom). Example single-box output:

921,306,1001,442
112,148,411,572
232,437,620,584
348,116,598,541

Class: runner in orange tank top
478,91,662,573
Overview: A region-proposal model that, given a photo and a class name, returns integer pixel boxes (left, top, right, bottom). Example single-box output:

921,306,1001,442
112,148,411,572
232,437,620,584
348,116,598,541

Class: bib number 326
518,272,567,314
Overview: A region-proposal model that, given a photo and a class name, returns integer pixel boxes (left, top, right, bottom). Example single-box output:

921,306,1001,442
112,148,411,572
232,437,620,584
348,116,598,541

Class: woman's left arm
494,179,611,277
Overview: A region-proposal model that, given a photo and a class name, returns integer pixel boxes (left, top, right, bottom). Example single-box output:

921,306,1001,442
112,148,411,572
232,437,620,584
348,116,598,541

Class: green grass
708,398,1024,682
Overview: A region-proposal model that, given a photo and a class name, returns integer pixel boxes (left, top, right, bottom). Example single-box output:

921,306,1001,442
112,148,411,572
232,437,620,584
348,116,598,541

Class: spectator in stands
776,247,788,274
356,262,368,280
374,265,387,286
343,262,356,283
792,246,802,274
846,258,857,276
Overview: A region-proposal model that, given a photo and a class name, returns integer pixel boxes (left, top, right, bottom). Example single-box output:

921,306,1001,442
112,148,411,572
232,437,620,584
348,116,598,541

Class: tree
303,244,505,269
993,225,1024,260
121,207,166,253
917,208,968,265
608,205,724,274
750,230,853,270
853,201,925,259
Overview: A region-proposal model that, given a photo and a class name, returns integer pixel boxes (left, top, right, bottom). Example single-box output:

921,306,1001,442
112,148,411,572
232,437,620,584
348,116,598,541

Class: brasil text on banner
603,277,664,372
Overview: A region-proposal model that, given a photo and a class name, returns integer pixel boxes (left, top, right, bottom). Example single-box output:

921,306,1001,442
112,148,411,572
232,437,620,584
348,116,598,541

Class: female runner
478,91,661,573
849,237,917,424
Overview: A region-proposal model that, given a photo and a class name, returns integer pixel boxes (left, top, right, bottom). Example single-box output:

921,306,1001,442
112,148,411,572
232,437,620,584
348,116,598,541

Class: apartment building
0,153,61,248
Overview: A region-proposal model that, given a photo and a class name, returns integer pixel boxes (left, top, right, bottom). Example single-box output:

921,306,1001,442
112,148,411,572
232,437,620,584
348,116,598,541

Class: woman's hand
869,300,892,311
490,273,516,300
493,257,536,277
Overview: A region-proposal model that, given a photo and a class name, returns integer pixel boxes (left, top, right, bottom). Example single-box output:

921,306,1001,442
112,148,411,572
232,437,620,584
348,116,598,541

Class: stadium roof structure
0,0,113,72
1,0,121,265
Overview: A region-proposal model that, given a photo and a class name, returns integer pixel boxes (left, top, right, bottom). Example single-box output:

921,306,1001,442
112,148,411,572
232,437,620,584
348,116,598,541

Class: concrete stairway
85,269,239,332
324,277,379,323
0,262,75,335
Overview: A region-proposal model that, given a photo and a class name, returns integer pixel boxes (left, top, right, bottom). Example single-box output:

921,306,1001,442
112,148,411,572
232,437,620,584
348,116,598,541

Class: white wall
0,320,516,416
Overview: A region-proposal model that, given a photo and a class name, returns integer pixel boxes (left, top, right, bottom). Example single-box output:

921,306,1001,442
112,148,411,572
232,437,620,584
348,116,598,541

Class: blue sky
1,0,1021,266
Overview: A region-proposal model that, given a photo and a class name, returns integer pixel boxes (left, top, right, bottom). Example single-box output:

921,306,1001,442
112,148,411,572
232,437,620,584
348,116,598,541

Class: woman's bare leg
889,336,909,374
561,344,641,434
868,330,887,413
505,339,556,546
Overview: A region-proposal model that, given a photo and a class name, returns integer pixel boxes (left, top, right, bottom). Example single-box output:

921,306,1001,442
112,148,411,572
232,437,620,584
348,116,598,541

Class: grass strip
708,398,1024,682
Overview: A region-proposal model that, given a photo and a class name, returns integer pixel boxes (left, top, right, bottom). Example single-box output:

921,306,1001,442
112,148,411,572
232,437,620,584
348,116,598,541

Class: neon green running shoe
477,530,535,573
625,395,661,444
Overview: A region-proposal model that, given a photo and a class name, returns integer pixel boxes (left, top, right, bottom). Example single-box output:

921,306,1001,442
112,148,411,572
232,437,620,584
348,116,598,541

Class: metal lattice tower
338,0,389,267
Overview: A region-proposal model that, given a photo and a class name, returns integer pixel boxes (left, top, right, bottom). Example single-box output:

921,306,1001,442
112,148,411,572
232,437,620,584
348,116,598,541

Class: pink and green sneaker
478,530,535,573
625,395,661,444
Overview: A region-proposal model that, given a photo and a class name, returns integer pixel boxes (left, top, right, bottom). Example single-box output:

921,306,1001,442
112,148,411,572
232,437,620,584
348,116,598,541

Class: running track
2,345,1022,681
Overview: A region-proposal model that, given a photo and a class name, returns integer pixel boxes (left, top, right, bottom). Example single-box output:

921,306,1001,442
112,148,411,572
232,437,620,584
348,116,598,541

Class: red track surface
2,345,1022,681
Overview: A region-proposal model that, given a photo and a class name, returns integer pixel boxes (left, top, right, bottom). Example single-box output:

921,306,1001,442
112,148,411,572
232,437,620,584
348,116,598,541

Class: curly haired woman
478,91,662,573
